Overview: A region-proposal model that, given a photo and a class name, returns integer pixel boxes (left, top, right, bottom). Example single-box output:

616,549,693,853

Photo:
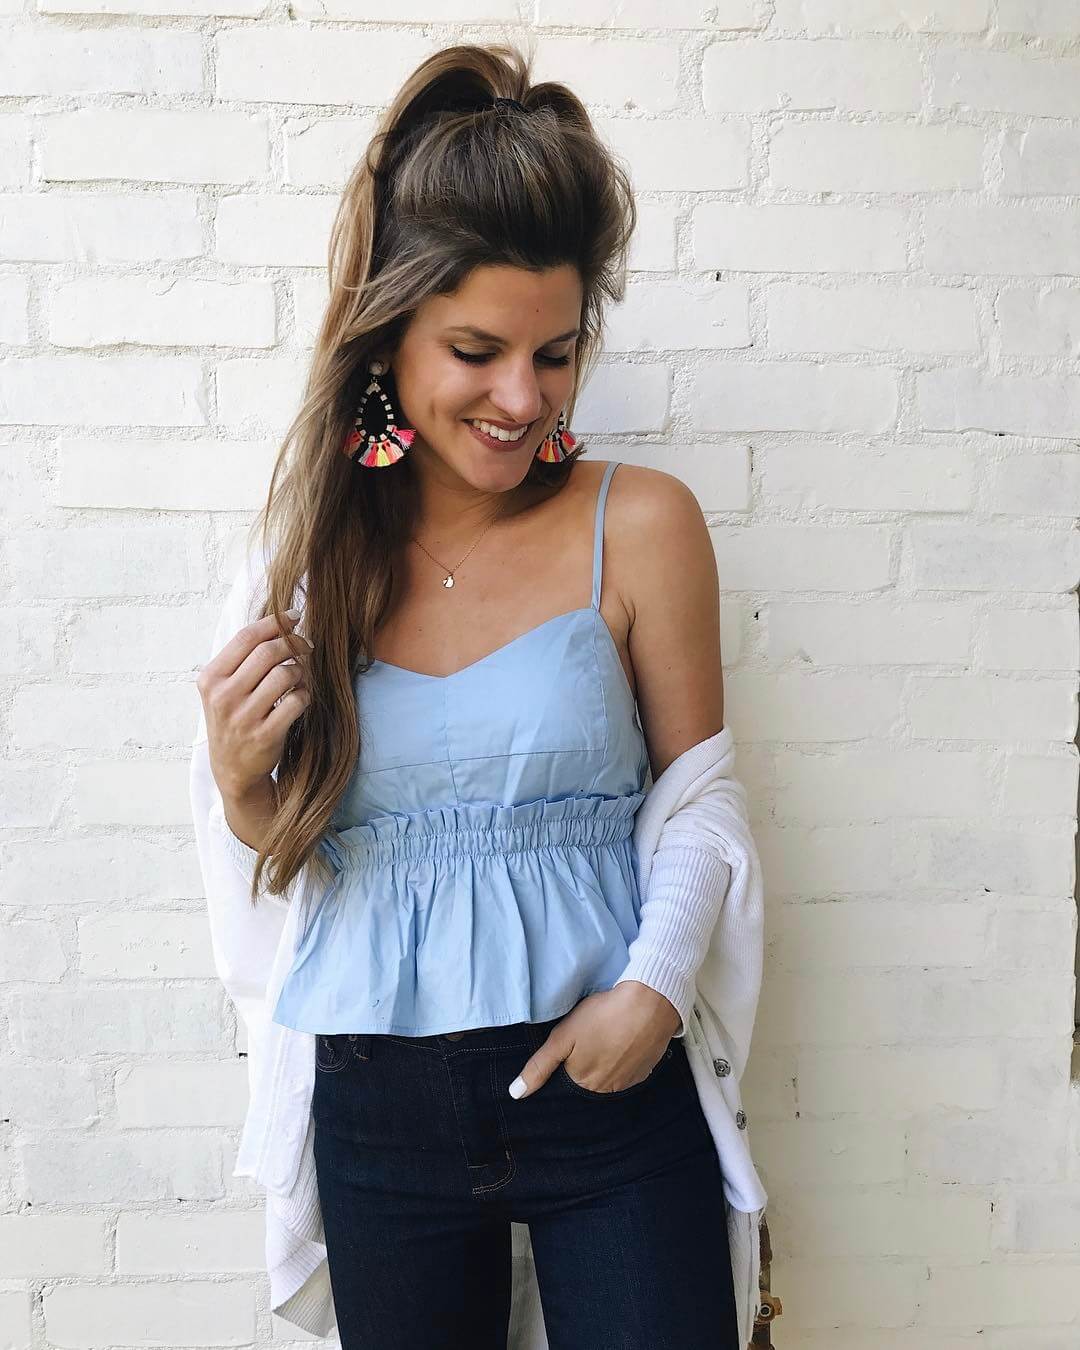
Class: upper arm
612,464,725,781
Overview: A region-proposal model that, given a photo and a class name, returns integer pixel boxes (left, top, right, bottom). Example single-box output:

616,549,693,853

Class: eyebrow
443,325,580,346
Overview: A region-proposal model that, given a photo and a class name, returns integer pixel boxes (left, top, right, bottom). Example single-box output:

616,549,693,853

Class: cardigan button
735,1110,747,1129
713,1058,731,1077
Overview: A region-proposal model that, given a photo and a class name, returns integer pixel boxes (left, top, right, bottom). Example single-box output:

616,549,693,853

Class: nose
489,361,546,426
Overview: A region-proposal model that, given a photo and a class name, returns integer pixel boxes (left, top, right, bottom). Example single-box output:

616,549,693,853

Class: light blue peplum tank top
271,459,651,1037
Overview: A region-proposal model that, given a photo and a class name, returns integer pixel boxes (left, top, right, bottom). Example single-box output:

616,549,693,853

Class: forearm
221,775,277,856
615,843,732,1038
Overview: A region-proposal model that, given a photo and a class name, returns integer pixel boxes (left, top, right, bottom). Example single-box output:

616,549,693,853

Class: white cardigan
189,554,769,1349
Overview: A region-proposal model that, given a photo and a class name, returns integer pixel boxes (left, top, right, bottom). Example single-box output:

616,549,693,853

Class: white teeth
468,419,527,442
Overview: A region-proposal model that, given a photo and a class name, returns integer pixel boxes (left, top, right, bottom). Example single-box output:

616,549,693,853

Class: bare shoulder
598,458,725,771
600,460,710,622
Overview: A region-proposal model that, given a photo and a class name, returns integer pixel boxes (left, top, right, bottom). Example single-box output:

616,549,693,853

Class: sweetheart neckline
368,605,635,702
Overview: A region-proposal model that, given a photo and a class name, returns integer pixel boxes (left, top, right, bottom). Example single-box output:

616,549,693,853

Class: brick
41,0,261,13
0,760,65,825
760,441,972,508
766,597,974,666
215,27,428,106
909,523,1079,592
0,31,201,96
0,193,201,262
6,986,227,1056
0,116,31,188
7,527,209,599
43,1281,253,1345
908,675,1076,741
591,117,749,193
695,202,908,272
41,110,270,185
1001,752,1079,816
0,1292,31,1350
925,205,1080,277
0,920,67,981
921,1255,1080,1323
919,368,1080,439
116,1210,263,1272
797,1046,999,1118
605,278,750,352
69,602,220,674
72,759,200,828
773,746,990,822
724,670,902,741
49,277,277,348
981,606,1078,671
712,523,892,590
1003,125,1080,196
1,1061,98,1128
693,360,899,432
540,0,762,25
214,358,308,435
2,834,203,904
0,273,29,342
0,1215,108,1276
775,0,989,31
214,195,336,267
703,38,922,112
115,1059,249,1127
56,439,274,511
932,49,1080,119
284,115,377,189
0,356,207,427
779,1186,992,1271
996,285,1080,356
79,912,217,979
998,0,1080,35
769,122,983,193
986,453,1080,518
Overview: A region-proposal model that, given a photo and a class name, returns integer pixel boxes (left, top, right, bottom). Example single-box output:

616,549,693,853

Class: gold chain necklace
410,500,505,590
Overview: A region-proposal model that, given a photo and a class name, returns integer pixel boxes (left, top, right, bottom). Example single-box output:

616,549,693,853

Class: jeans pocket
315,1033,353,1074
557,1041,676,1099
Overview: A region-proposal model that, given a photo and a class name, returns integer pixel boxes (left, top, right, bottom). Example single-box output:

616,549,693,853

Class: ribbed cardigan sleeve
613,783,733,1039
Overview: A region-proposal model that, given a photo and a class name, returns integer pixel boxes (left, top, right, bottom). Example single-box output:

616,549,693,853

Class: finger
257,655,310,722
203,609,305,689
264,682,311,738
236,625,314,698
508,1040,565,1100
223,627,313,723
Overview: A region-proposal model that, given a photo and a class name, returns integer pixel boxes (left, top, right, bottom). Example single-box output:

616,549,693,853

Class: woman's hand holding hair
195,607,313,849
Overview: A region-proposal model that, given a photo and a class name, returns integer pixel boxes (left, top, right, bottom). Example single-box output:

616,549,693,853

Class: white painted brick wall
1,4,1078,1346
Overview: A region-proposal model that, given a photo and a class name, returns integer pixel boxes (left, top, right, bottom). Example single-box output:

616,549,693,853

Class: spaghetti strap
591,460,620,611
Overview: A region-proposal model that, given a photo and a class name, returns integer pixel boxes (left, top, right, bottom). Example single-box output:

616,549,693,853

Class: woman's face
386,262,582,489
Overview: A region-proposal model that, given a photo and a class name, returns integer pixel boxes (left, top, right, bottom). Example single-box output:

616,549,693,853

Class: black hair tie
490,96,528,113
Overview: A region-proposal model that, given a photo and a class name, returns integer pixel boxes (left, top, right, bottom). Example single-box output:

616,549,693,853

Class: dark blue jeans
311,1013,740,1349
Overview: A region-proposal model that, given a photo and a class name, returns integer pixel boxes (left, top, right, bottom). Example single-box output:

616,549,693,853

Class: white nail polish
285,607,301,619
508,1075,527,1099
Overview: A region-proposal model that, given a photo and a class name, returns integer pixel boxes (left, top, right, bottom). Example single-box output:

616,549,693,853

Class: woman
192,39,760,1350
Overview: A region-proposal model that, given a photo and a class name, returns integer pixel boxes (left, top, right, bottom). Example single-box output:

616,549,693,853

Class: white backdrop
2,2,1079,1346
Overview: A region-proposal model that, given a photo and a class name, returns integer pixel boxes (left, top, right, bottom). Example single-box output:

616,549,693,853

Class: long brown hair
241,38,637,903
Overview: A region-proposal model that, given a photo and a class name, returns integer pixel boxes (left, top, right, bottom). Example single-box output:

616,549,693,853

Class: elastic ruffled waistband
320,791,647,872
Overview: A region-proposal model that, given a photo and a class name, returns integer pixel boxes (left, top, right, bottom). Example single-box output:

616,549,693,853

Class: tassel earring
535,407,577,463
343,360,416,467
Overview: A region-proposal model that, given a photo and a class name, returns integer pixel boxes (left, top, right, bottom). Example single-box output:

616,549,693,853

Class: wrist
614,980,682,1037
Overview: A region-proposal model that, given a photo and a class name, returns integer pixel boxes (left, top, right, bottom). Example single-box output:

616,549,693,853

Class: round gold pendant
443,574,455,588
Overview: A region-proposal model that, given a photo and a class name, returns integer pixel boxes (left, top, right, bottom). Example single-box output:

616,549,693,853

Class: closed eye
451,347,571,368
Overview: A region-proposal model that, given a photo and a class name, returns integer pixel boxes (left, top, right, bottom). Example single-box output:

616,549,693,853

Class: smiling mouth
464,418,534,444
